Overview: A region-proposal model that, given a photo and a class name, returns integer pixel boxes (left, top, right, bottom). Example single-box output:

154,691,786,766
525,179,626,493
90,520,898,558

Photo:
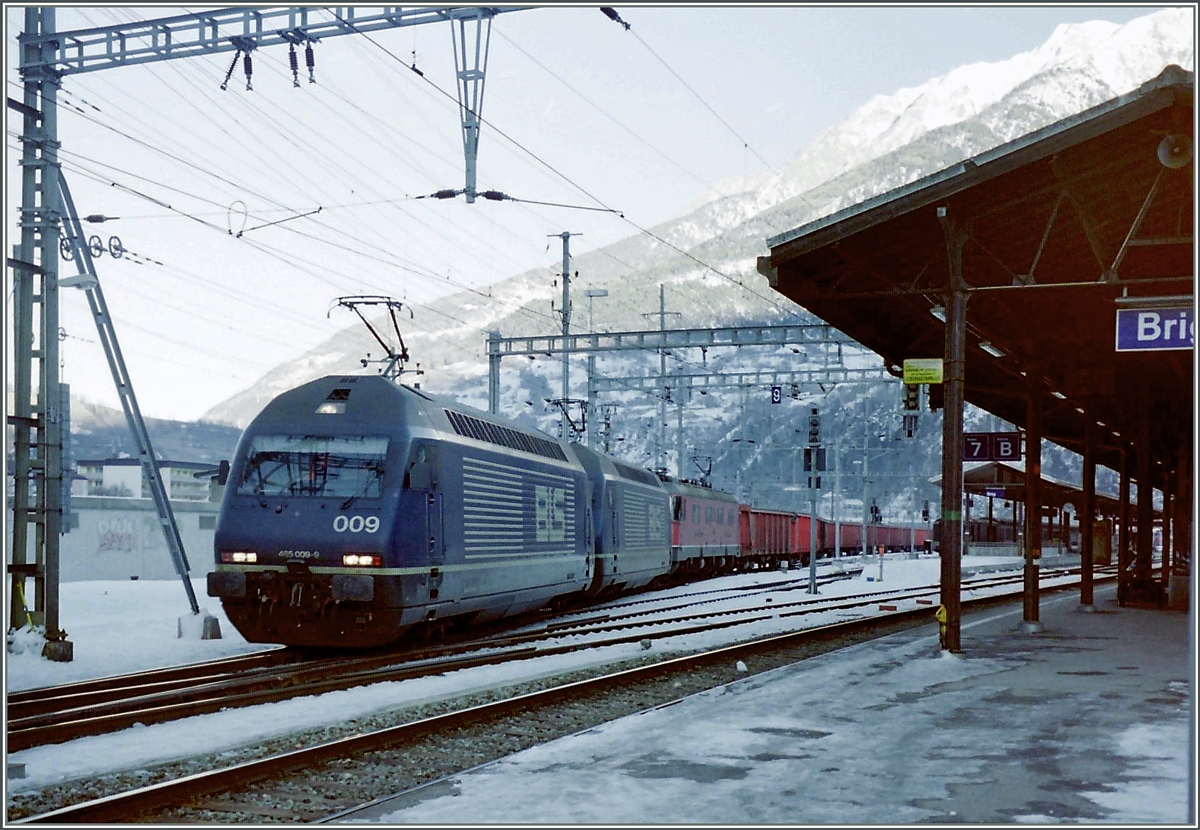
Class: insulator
305,43,316,83
480,190,507,201
289,45,300,88
432,189,459,199
243,54,253,91
220,50,240,91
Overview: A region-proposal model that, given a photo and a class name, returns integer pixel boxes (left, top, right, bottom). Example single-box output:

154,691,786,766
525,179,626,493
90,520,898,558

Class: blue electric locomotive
208,374,673,648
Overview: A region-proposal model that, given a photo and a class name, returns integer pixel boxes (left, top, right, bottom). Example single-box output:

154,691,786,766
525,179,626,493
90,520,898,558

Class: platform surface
335,582,1194,825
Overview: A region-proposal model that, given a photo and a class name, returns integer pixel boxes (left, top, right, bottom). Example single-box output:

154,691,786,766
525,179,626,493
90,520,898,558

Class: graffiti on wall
94,515,167,555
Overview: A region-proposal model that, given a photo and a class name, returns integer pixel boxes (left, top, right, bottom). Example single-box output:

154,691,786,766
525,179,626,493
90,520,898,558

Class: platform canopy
759,65,1194,481
933,461,1161,519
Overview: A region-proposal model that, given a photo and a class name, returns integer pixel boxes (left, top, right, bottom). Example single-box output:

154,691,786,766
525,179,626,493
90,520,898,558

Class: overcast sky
4,5,1173,422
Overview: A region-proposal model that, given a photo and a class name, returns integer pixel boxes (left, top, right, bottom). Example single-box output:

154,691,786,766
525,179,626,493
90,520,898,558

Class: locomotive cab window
236,435,389,498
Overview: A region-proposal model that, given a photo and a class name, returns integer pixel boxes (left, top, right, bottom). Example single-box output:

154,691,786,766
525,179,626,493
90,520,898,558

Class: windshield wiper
339,463,384,510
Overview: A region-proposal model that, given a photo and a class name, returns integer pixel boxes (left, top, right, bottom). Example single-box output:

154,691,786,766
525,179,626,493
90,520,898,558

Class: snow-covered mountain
200,8,1189,517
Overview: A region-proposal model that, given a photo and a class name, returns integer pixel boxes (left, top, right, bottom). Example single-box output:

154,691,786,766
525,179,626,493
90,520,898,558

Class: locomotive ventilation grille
445,409,568,462
614,463,660,487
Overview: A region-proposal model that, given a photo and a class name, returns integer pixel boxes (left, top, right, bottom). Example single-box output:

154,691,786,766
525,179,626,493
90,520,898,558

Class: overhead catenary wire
492,25,744,211
109,43,597,336
597,8,814,220
50,45,662,349
49,106,560,322
328,10,804,320
27,11,676,338
59,147,603,370
45,148,491,365
23,9,816,397
45,38,544,303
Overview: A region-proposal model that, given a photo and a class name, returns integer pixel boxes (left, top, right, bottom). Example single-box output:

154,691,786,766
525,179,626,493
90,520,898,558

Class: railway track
5,564,1092,753
9,569,1111,823
5,565,861,750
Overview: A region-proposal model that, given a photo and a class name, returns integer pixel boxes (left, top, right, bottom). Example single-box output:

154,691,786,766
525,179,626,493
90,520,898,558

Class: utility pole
641,285,679,474
551,231,577,441
676,377,686,479
809,474,819,593
488,330,501,414
600,404,617,453
584,288,607,449
833,441,842,557
10,7,68,660
862,398,870,558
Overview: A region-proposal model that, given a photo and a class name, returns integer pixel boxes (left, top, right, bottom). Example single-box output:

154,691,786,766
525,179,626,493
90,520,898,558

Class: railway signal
807,407,821,444
902,383,920,410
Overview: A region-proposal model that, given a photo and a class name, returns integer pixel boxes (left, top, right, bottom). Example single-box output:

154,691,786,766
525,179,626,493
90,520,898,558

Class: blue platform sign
1115,306,1194,352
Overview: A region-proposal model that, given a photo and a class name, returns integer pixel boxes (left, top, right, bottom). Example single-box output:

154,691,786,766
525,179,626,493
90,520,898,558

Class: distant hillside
69,398,242,465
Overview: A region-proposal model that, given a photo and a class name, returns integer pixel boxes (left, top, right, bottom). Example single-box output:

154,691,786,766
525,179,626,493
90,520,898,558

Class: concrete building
61,458,224,582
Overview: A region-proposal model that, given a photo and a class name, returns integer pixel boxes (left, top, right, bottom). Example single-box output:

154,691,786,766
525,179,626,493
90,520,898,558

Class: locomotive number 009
333,515,380,533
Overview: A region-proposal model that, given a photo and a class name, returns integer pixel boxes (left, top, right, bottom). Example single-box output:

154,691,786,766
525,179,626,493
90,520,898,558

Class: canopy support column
936,207,968,652
1118,449,1131,605
1020,366,1044,633
1080,420,1096,611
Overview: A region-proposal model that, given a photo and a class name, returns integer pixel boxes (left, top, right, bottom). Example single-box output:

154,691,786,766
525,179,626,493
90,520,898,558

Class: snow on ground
5,577,266,692
348,586,1192,825
4,554,1062,797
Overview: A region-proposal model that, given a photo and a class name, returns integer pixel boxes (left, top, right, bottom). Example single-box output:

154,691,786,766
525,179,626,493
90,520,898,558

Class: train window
728,508,736,524
705,505,712,523
692,505,699,523
236,435,388,499
716,508,724,525
671,496,684,520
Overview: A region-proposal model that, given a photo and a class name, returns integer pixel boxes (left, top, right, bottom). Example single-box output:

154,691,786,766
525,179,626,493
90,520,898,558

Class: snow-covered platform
336,581,1192,824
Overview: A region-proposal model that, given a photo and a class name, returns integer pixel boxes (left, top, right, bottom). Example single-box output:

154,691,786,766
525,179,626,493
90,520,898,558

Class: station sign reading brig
1115,302,1194,352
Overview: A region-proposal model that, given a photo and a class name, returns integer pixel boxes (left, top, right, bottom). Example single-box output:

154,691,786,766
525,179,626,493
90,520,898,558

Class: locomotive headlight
343,553,382,567
221,551,257,564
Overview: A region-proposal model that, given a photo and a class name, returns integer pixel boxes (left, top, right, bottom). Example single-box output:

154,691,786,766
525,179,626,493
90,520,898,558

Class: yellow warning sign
904,358,944,385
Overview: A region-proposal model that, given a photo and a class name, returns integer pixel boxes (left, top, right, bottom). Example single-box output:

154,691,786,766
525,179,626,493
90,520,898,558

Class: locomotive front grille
212,568,397,647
